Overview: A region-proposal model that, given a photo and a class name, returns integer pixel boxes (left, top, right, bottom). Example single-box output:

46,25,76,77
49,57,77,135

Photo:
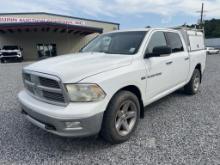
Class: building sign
0,17,86,26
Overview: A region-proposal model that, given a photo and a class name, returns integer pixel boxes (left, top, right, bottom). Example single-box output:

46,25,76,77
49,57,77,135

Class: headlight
65,84,106,102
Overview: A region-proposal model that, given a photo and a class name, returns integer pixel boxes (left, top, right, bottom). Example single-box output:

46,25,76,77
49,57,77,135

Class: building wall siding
0,32,96,60
0,13,119,61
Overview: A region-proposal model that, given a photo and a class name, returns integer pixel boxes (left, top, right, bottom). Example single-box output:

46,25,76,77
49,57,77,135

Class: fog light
65,121,82,130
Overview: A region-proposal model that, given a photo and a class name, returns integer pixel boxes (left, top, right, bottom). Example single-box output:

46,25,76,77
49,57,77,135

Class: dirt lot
0,55,219,164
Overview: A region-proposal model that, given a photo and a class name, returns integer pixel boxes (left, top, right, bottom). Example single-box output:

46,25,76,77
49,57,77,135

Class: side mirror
152,46,172,57
146,46,172,58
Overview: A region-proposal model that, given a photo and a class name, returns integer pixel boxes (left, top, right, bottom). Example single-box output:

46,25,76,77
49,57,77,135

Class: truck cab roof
105,28,180,34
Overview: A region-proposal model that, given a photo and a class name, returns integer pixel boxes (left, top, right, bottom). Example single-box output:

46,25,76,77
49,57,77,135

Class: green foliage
204,19,220,38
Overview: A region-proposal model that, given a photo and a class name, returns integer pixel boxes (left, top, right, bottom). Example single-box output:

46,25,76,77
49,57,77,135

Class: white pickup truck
18,28,206,144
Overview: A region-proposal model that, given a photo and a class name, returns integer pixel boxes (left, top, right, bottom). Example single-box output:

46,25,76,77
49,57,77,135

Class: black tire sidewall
101,91,140,143
185,69,201,95
192,69,201,93
1,59,5,63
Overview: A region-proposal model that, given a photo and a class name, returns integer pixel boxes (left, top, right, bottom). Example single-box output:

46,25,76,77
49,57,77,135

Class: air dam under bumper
18,90,105,137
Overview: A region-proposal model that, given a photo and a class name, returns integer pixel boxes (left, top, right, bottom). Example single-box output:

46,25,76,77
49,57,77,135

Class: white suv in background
206,47,220,55
0,45,23,63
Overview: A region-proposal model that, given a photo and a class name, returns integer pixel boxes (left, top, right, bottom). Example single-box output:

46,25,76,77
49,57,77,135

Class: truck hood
24,52,133,83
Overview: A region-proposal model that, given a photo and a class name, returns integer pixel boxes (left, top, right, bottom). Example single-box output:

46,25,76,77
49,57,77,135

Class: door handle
185,57,189,61
166,61,173,65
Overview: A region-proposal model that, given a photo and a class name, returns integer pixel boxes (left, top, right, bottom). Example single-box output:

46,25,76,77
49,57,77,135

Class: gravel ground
0,56,220,165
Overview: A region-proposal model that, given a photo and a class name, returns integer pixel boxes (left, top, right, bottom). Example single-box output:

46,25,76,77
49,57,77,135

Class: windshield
2,46,19,50
81,31,147,55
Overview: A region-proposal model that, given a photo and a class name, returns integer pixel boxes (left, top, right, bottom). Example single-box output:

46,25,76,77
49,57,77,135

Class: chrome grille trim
22,70,69,106
37,85,63,93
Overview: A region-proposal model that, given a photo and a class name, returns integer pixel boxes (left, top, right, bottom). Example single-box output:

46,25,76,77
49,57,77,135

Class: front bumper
0,55,22,59
18,90,106,137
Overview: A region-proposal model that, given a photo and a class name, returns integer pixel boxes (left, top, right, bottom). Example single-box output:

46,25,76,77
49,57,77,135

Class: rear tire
101,91,140,144
184,69,201,95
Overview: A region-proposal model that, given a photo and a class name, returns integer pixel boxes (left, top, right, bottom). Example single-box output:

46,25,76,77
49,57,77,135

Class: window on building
37,44,57,59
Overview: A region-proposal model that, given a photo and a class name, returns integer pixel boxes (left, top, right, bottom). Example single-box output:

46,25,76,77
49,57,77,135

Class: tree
204,19,220,38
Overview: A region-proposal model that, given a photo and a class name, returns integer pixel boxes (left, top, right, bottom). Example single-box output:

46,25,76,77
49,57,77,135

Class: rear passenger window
165,32,184,53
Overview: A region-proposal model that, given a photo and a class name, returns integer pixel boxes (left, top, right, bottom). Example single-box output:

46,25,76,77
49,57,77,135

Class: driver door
144,31,175,100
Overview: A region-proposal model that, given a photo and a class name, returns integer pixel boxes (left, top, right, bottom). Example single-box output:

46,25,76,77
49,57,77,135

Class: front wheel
184,69,201,95
101,91,140,144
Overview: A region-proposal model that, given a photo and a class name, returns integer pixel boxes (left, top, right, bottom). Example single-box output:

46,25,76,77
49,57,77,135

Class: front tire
18,57,23,62
101,91,140,144
1,58,6,63
184,69,201,95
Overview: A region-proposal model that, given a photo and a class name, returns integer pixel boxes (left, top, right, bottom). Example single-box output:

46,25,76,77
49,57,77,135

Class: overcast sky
0,0,220,29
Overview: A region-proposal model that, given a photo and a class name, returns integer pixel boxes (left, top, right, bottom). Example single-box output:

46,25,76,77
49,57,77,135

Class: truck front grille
42,91,65,102
23,72,67,105
39,77,60,89
2,52,17,56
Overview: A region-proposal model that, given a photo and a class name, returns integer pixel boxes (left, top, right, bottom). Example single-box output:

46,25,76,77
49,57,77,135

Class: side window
145,31,167,54
165,32,184,53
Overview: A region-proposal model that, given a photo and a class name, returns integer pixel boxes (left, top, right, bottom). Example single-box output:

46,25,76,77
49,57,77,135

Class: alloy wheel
115,100,137,136
193,73,200,92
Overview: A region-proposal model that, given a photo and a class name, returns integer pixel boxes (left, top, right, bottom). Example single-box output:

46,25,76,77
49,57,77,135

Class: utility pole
196,3,206,29
200,3,204,25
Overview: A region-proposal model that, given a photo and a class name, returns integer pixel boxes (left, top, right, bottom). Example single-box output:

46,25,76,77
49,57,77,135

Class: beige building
0,12,119,61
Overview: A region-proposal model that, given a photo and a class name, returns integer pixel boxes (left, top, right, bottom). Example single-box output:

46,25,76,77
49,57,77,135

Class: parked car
18,28,206,144
0,45,23,63
206,47,220,55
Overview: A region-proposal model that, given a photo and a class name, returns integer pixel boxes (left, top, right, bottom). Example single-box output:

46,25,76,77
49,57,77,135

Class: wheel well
195,64,202,82
116,85,145,118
